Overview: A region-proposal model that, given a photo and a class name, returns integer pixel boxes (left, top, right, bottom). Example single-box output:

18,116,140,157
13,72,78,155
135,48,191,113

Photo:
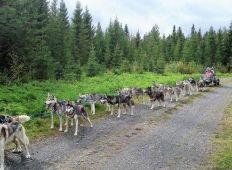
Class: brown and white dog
0,115,31,170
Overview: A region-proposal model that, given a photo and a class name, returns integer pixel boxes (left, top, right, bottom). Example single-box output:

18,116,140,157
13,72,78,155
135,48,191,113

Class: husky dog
78,93,110,114
182,80,194,96
172,86,182,102
144,87,166,109
118,88,144,104
101,94,135,118
131,87,145,104
118,87,135,96
188,77,199,92
198,79,206,91
45,93,66,131
0,115,31,170
64,101,93,136
162,86,174,102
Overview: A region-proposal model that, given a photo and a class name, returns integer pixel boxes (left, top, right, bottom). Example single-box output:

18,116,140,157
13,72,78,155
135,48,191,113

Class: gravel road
5,78,232,170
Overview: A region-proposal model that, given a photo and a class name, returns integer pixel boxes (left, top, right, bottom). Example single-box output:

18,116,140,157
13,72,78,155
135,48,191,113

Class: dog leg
150,102,155,110
106,103,111,112
117,106,121,118
17,127,31,158
111,105,114,115
64,116,68,133
163,101,166,107
12,138,22,153
74,116,79,136
105,103,109,111
142,94,145,105
59,116,62,132
50,112,54,129
0,139,4,170
190,89,193,96
90,102,93,114
92,103,96,115
71,118,74,126
131,105,134,115
175,94,178,102
123,104,127,114
170,94,173,102
86,116,93,128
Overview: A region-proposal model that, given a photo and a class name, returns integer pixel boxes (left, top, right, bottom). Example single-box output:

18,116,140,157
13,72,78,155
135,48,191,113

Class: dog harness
65,105,88,118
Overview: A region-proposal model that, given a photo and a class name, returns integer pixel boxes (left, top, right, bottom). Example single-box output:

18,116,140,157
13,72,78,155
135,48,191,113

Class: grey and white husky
64,101,93,136
0,115,31,170
78,93,111,114
45,93,66,131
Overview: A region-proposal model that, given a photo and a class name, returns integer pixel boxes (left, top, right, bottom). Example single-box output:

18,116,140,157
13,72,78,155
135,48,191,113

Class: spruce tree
94,22,105,64
87,46,100,77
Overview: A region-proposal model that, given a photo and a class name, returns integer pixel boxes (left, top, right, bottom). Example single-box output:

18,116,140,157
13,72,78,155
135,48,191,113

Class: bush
164,61,197,74
120,59,132,73
132,61,144,73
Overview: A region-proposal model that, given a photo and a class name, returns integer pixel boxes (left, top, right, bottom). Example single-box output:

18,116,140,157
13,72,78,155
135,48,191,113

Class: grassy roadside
0,72,231,140
206,102,232,170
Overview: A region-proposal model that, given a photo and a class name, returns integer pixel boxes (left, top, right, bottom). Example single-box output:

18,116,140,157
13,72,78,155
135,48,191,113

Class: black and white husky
45,93,66,131
144,87,166,109
78,93,111,115
0,115,31,170
118,87,145,104
64,101,93,136
100,94,135,118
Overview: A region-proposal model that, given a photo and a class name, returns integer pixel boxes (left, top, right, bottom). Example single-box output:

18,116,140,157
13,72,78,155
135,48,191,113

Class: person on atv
203,67,219,86
205,67,214,78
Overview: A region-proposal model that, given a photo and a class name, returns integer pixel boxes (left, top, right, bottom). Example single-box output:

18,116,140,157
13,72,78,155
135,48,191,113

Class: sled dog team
45,77,204,136
0,77,206,169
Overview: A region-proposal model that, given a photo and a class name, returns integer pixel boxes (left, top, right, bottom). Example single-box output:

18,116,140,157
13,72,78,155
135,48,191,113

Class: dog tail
17,115,30,123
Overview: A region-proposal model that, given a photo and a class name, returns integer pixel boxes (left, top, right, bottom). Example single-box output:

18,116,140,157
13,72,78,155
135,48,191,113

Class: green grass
208,103,232,170
0,72,230,140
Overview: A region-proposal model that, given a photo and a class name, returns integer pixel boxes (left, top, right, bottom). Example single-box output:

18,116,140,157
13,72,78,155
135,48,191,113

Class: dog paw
25,155,31,159
59,129,63,132
64,130,68,133
50,126,54,129
12,149,22,153
117,115,120,118
74,133,78,136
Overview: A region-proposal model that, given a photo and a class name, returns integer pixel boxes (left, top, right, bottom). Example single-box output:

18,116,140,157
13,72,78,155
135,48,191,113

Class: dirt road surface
5,78,232,170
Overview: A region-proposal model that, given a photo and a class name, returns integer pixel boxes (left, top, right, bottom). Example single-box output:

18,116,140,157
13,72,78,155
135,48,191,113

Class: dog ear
1,125,9,139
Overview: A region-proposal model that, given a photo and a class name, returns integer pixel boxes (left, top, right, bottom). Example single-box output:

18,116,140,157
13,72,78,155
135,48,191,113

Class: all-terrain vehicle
201,67,220,86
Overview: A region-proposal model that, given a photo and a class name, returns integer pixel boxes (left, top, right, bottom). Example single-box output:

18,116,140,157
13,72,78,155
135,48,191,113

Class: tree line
0,0,232,83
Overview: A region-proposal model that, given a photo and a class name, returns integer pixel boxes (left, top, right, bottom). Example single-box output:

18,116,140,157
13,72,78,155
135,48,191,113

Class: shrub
132,61,144,73
164,61,197,74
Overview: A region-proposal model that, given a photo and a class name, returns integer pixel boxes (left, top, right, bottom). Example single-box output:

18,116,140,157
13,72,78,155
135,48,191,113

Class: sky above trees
59,0,232,36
